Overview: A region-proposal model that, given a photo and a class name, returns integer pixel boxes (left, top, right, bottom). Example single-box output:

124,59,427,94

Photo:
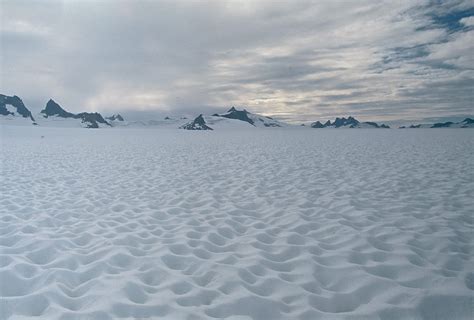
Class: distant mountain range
1,94,114,128
1,93,473,130
310,116,390,129
399,118,474,128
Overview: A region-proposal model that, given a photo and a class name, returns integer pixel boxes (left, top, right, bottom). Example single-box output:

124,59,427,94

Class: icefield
0,126,473,320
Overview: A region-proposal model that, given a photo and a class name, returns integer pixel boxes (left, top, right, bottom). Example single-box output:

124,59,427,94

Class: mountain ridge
39,99,110,128
2,93,473,130
311,116,390,129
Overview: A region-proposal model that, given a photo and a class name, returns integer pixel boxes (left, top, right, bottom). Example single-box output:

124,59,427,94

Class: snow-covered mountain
180,114,213,130
213,107,287,127
180,114,266,131
311,116,390,129
0,94,36,125
1,94,112,128
40,99,110,128
399,118,474,128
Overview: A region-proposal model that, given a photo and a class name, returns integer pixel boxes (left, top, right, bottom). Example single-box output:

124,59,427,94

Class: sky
1,0,473,123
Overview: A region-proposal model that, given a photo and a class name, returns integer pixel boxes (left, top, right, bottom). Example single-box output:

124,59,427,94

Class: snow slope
0,126,473,319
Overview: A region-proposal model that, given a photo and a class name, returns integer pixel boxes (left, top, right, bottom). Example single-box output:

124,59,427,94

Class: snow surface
0,114,110,128
0,126,473,320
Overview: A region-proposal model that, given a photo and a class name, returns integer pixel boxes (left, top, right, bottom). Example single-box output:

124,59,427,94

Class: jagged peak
180,114,213,130
44,98,65,110
41,99,74,118
310,116,390,129
0,93,35,121
194,114,205,123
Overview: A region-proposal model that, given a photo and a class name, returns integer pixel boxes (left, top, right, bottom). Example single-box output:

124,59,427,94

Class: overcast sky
1,0,473,122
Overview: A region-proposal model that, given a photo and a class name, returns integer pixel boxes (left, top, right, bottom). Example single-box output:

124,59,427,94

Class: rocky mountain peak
180,114,213,130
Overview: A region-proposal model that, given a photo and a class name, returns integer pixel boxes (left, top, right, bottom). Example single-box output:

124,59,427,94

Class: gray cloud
1,0,473,122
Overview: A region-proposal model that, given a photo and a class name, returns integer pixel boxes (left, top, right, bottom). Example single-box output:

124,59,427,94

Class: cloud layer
1,0,473,122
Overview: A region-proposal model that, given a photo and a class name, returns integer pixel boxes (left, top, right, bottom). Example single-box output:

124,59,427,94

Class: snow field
0,126,473,319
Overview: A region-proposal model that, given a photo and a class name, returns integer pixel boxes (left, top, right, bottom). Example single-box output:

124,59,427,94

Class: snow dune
0,126,473,319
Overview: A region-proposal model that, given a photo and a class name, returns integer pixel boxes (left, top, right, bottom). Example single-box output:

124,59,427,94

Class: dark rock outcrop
0,94,35,121
76,112,110,128
461,118,474,127
431,121,454,128
263,122,280,127
180,114,213,130
41,99,75,118
106,114,124,121
364,121,390,129
334,116,359,128
310,121,325,128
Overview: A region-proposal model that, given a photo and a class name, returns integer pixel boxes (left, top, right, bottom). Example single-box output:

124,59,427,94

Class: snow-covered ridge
399,118,474,128
179,107,289,130
213,106,287,128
